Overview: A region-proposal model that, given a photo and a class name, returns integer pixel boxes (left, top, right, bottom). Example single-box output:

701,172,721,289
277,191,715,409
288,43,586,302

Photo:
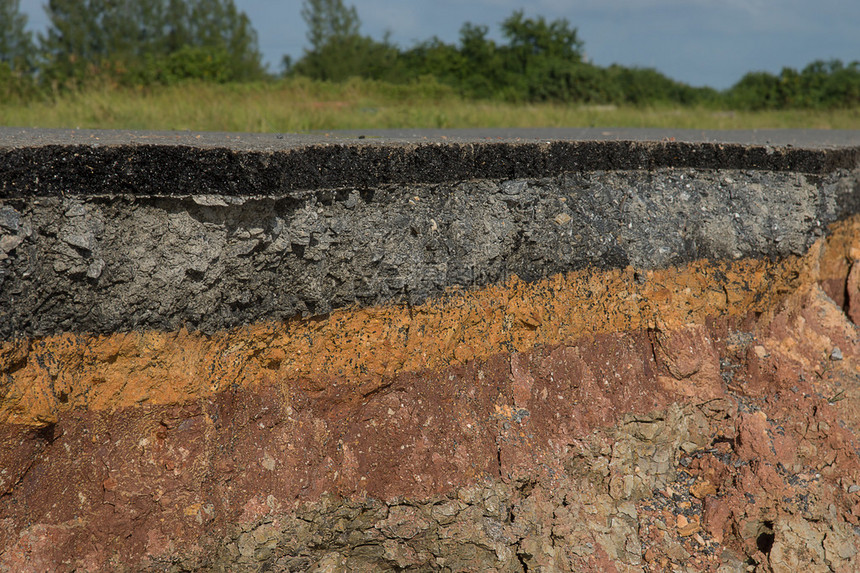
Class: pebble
87,259,106,279
501,180,527,196
0,235,24,253
830,347,843,361
0,206,20,231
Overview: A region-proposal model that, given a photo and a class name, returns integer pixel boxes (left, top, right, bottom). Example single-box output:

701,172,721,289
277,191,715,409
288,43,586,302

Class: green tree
727,70,782,109
725,60,860,110
293,0,399,81
456,23,504,98
39,0,264,86
795,59,860,108
184,0,262,80
501,10,583,64
496,11,585,101
820,60,860,108
0,0,38,102
602,65,715,106
302,0,359,53
0,0,35,70
39,0,92,82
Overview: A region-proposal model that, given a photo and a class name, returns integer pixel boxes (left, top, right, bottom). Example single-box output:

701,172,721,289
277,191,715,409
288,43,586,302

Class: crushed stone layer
0,217,859,571
2,215,858,427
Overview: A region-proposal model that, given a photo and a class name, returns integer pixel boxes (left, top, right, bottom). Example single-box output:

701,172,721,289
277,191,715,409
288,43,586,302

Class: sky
17,0,860,90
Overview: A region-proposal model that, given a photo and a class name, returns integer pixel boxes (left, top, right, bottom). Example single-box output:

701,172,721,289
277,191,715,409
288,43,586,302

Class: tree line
1,0,263,99
2,0,858,111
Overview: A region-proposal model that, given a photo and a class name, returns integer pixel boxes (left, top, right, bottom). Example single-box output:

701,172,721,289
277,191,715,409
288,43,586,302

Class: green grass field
2,77,859,132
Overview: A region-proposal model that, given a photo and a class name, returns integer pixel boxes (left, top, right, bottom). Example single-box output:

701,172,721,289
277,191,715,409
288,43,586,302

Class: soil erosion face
1,137,860,572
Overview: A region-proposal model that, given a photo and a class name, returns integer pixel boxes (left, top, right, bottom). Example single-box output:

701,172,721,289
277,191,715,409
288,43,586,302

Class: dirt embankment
2,134,860,571
1,212,859,571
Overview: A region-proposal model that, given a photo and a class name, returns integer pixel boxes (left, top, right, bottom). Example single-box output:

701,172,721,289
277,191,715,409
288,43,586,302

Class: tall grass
2,77,859,132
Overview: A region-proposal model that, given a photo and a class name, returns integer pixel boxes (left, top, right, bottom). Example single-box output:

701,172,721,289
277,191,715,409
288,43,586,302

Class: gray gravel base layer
1,166,858,339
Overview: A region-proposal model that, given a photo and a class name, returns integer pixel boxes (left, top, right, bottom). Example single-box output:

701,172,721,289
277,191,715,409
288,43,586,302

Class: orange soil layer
2,216,859,427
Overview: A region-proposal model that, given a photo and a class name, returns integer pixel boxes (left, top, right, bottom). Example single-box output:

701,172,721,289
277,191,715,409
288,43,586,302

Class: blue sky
18,0,860,89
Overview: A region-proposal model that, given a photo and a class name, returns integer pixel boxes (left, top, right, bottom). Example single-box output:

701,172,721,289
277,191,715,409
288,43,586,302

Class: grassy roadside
2,77,859,132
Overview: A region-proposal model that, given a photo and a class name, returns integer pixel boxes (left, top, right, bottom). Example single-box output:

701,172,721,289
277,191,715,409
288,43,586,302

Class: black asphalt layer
1,128,858,199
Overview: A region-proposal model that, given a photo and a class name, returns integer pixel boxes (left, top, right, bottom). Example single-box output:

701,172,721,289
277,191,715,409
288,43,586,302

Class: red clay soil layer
1,218,859,571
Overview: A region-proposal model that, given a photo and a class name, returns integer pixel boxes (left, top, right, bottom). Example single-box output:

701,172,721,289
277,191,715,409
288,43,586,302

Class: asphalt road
1,127,859,150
